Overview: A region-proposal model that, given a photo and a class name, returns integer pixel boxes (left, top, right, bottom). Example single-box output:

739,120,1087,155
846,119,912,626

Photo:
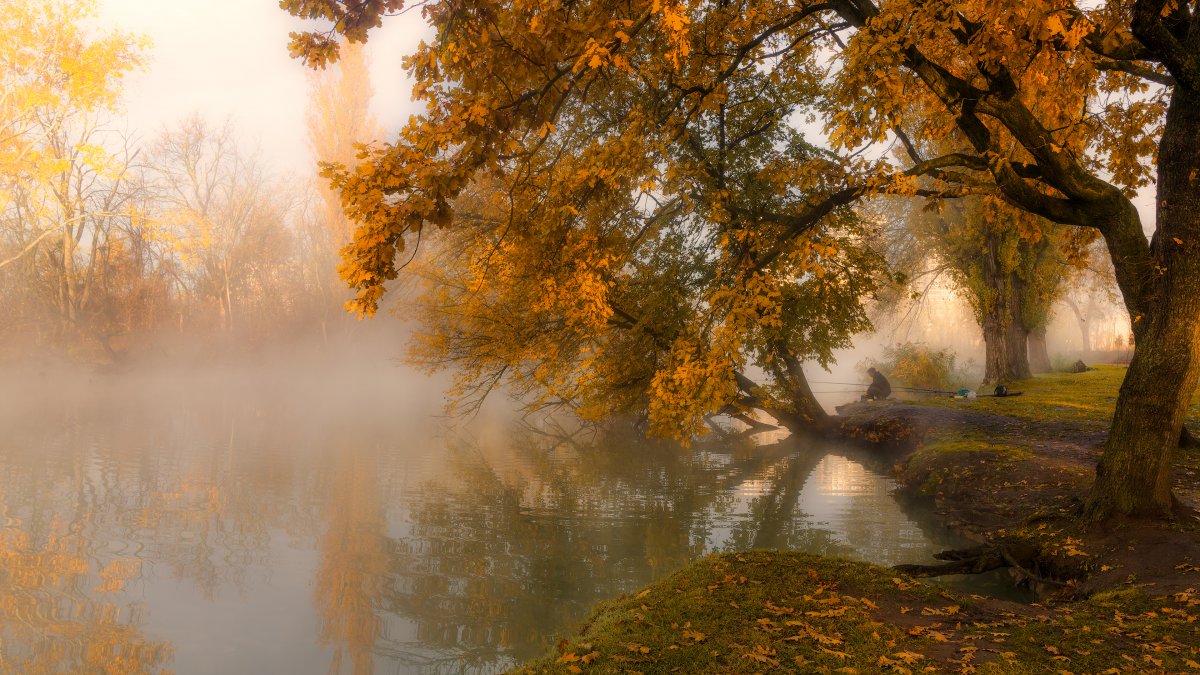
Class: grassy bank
912,365,1200,428
515,366,1200,672
515,551,1200,674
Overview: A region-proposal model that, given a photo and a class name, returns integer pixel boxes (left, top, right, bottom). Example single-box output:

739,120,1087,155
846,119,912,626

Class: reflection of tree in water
721,448,855,557
0,401,322,670
817,449,969,567
314,448,389,675
379,430,834,671
0,519,173,673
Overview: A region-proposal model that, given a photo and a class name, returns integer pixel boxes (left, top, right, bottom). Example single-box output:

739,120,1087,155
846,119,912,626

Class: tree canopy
284,0,1200,520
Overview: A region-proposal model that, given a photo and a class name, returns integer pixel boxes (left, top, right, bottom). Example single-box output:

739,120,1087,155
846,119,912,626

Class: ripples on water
0,360,1017,674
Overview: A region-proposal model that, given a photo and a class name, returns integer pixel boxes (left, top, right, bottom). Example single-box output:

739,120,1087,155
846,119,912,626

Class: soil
835,400,1200,599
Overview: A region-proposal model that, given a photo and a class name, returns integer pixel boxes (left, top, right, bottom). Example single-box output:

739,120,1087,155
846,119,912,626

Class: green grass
513,551,1200,674
910,364,1200,428
921,435,1035,461
913,365,1127,425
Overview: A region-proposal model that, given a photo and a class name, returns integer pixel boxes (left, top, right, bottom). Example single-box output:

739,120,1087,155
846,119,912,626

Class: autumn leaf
742,644,780,666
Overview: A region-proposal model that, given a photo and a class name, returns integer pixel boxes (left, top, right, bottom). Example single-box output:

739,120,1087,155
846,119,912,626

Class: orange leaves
742,643,780,667
574,38,613,73
626,642,652,654
920,604,961,617
647,336,738,440
877,650,925,669
555,649,600,673
783,621,844,646
1057,537,1089,558
652,0,691,69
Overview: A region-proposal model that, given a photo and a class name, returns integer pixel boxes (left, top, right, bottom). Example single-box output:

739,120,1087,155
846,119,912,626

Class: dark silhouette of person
862,367,891,401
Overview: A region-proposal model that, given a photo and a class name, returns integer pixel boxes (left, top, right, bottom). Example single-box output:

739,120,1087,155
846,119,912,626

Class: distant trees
146,116,301,337
0,0,147,349
0,2,377,359
900,197,1092,383
304,41,384,337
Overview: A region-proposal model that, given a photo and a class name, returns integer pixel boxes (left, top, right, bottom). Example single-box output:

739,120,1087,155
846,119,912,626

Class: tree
904,196,1091,382
147,116,295,337
397,49,887,437
0,0,148,349
1061,243,1126,360
305,41,385,339
284,0,1200,520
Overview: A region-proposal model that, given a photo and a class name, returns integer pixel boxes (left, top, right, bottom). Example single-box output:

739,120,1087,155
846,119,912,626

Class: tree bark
1005,317,1032,381
734,344,831,435
980,243,1032,383
1087,86,1200,520
1028,324,1052,373
777,347,831,428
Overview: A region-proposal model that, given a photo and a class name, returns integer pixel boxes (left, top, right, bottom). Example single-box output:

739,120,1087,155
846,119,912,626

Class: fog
0,321,1032,673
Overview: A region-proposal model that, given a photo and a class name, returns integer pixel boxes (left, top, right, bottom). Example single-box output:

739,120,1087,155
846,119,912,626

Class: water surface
0,359,1001,674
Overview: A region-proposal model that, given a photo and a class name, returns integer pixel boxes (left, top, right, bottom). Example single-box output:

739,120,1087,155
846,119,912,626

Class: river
0,356,1020,674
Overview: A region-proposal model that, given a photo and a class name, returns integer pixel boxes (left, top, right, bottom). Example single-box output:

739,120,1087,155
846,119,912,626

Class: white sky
99,0,430,176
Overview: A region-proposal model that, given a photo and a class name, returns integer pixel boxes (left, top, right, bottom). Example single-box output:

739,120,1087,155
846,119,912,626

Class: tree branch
1132,0,1200,91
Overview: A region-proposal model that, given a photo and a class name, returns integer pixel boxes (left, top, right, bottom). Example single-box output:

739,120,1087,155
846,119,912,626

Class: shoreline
514,365,1200,673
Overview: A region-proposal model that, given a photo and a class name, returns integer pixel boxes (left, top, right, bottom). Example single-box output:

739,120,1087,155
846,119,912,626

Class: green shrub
865,342,963,391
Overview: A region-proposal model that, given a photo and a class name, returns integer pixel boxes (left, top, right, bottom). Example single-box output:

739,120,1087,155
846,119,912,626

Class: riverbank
516,551,1199,673
514,365,1200,673
839,365,1200,597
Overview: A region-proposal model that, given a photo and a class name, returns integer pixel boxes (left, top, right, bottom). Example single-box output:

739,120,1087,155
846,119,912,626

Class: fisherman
862,367,892,401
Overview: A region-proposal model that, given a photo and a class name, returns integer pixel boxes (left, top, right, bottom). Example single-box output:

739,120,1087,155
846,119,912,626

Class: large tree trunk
734,344,831,435
777,347,831,429
980,310,1010,384
1087,87,1200,520
980,246,1032,383
1005,318,1032,380
1028,324,1052,374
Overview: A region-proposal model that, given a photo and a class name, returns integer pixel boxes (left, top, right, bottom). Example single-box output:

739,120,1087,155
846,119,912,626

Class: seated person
862,367,892,401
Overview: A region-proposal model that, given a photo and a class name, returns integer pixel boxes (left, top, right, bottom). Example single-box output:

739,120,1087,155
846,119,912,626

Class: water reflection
0,369,991,674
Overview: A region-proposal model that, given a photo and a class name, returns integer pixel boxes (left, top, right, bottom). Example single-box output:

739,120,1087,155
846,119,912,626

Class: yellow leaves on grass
556,649,601,669
742,643,780,667
625,642,651,654
877,650,925,669
1058,537,1089,558
783,621,844,646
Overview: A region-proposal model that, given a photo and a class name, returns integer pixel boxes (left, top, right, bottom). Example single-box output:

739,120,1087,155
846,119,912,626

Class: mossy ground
516,366,1200,673
516,551,1200,674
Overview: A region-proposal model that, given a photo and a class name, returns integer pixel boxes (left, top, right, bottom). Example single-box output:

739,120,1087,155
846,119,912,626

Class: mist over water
0,333,1020,674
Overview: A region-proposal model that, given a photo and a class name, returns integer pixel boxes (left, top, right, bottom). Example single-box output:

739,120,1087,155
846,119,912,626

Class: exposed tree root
893,541,1071,590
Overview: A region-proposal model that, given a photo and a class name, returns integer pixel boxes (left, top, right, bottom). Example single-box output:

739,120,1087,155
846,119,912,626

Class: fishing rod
807,380,958,394
810,380,1024,398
